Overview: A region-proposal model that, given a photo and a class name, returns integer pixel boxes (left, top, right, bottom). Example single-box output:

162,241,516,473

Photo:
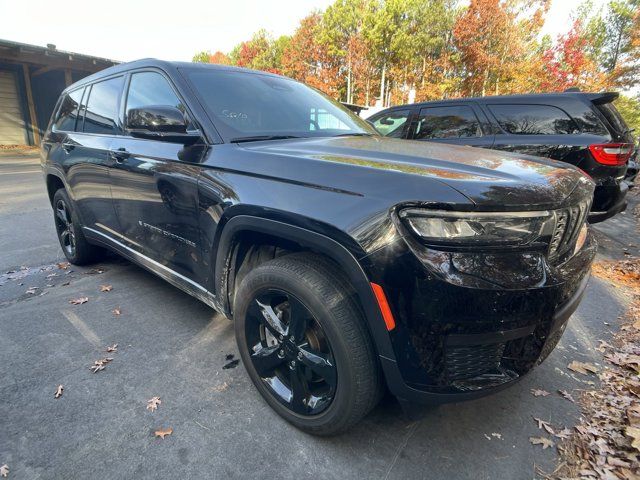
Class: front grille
445,343,506,381
548,200,590,259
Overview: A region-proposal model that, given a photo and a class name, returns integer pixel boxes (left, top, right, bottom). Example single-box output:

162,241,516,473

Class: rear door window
53,88,85,132
414,105,481,139
83,76,124,135
371,109,411,138
596,102,630,135
488,104,578,135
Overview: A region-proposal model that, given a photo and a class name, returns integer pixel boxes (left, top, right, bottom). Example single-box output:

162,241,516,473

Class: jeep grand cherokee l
41,60,596,435
368,92,636,223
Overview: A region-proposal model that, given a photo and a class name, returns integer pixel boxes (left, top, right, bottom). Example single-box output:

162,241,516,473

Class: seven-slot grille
548,200,590,259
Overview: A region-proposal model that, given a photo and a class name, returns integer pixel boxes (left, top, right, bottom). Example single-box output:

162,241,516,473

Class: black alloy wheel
51,188,102,265
54,197,76,257
234,253,382,435
245,289,337,415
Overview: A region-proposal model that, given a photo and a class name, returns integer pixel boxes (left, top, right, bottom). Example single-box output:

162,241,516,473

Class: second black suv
42,60,596,434
368,92,636,223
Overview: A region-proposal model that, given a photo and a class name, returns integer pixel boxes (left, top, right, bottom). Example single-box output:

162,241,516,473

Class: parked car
42,60,596,435
368,92,636,223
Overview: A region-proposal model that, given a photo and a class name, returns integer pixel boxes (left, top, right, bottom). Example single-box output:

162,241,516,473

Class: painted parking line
0,170,41,175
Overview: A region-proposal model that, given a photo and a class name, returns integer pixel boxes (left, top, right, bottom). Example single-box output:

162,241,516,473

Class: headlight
399,208,556,247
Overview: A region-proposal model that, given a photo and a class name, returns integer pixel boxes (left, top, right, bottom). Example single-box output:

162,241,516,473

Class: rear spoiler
585,92,619,105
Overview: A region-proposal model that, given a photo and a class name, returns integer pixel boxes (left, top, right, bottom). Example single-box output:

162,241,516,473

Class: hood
235,136,592,209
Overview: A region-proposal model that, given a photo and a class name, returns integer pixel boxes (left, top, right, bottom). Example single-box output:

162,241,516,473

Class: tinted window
489,104,578,135
415,105,481,139
83,76,124,135
597,102,629,135
372,110,411,138
126,71,184,114
186,70,374,141
53,88,84,132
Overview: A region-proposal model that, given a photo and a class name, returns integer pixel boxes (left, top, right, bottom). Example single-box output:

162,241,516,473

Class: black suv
42,60,596,435
368,92,636,223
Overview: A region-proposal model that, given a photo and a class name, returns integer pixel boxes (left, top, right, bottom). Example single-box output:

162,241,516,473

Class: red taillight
370,282,396,331
589,143,634,166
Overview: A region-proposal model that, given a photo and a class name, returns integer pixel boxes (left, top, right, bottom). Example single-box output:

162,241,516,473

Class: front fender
212,215,397,362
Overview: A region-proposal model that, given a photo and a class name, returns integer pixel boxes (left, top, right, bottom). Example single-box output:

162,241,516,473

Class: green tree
192,51,212,63
614,94,640,142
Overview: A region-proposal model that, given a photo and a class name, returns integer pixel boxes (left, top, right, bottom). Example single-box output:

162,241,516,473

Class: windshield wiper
229,135,304,143
332,132,376,137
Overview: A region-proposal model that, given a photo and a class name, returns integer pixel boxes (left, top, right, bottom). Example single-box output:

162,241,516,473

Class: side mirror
127,105,199,143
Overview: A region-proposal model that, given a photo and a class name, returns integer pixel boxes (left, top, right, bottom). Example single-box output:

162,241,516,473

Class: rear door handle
109,148,130,163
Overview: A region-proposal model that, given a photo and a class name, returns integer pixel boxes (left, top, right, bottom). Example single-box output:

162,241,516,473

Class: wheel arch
45,171,67,205
213,215,396,362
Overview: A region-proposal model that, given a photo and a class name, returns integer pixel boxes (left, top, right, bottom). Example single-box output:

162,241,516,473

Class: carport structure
0,39,117,146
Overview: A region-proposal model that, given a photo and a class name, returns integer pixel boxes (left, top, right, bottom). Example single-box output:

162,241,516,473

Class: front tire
234,253,382,435
52,188,102,265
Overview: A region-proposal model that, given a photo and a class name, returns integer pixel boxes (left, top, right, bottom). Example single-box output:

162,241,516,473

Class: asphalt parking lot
0,151,637,479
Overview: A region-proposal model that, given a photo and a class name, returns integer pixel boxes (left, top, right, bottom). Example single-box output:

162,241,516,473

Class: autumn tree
453,0,550,97
541,18,609,92
192,51,231,64
602,0,640,87
320,0,375,104
281,13,342,96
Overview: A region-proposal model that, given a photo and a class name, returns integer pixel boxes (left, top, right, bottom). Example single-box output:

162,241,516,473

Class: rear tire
52,188,102,265
234,252,382,435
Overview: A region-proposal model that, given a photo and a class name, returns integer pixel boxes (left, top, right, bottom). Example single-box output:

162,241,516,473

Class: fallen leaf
0,464,7,477
154,427,173,439
69,296,89,305
147,396,161,412
554,428,572,439
627,404,640,427
567,361,599,375
106,344,118,353
223,359,240,369
529,436,555,449
54,384,63,399
626,426,640,452
56,262,70,269
90,357,113,373
558,390,575,403
534,417,555,435
100,285,112,292
225,353,235,361
212,382,229,392
531,389,550,397
112,308,121,316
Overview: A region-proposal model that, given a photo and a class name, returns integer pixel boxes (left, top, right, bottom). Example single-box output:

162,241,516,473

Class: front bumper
589,181,628,223
362,231,597,404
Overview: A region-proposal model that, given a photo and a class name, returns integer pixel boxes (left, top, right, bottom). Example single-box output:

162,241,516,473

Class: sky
0,0,609,63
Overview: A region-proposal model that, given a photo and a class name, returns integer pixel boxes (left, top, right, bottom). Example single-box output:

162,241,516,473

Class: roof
384,91,619,109
64,58,286,92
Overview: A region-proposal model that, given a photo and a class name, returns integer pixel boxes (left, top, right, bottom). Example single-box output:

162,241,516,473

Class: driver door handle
109,147,130,163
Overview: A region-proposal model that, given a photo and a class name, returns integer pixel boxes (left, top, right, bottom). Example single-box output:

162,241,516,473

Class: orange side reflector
370,282,396,331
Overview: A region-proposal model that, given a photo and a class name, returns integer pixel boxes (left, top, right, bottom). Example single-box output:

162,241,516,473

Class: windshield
183,68,376,142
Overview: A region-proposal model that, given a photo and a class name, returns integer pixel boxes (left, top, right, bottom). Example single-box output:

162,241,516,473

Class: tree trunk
365,76,370,106
481,70,488,97
379,58,386,105
347,57,352,104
